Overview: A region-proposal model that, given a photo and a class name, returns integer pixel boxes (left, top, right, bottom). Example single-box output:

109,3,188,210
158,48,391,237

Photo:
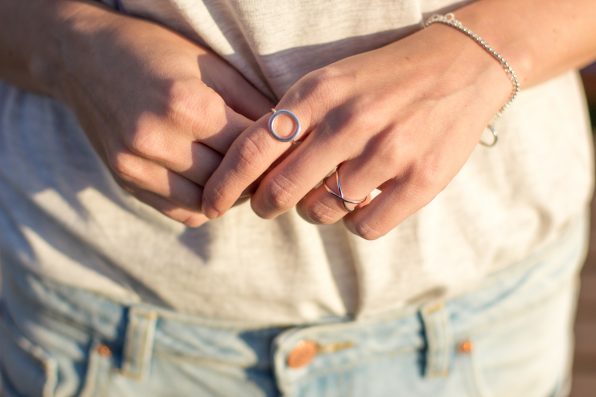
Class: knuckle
234,134,265,171
416,169,438,191
287,68,339,108
187,91,225,131
126,127,163,158
202,201,221,219
375,136,402,168
307,68,337,90
261,174,296,212
412,156,445,191
298,69,333,95
304,201,339,224
309,70,341,102
109,151,140,183
167,80,197,116
197,90,225,115
166,80,224,136
202,185,227,218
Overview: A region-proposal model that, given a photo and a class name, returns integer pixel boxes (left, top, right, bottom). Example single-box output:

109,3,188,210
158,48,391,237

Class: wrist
424,14,521,118
394,23,514,124
31,1,118,102
453,3,533,89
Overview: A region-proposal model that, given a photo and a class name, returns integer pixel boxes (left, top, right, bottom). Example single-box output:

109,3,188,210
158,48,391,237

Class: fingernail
201,200,221,219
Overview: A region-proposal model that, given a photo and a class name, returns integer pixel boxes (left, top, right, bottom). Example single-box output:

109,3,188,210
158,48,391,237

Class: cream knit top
0,0,592,325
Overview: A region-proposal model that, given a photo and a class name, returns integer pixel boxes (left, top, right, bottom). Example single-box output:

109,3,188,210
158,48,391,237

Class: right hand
52,2,273,227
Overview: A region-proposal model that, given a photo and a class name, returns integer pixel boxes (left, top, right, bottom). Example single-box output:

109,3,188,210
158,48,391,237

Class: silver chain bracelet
424,13,521,147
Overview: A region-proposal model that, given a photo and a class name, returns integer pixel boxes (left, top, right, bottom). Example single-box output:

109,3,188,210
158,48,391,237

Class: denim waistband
0,211,588,396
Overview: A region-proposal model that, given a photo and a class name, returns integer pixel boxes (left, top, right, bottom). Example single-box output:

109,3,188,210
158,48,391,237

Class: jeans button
96,344,112,357
287,340,318,368
457,339,474,354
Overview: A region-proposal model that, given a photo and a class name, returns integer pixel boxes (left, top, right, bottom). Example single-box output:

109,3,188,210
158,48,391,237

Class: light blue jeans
0,212,588,397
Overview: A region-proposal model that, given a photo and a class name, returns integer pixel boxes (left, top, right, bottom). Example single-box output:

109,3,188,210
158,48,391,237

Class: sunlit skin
1,0,595,238
0,0,273,227
200,0,596,239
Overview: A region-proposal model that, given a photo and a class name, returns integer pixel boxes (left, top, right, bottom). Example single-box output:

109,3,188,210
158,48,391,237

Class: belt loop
121,305,157,380
420,300,452,378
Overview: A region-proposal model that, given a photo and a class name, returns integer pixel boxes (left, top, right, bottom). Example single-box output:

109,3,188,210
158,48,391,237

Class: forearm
0,0,112,97
456,0,596,88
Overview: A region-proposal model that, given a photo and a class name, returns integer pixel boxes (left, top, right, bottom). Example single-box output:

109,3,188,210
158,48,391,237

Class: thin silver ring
323,169,368,212
268,108,301,142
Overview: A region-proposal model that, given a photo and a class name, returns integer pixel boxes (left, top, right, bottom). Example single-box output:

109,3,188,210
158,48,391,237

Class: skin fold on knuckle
181,87,226,139
282,68,337,119
202,183,229,218
109,151,143,186
255,174,297,217
363,125,404,170
202,136,265,217
234,133,268,175
306,67,344,95
410,154,450,196
166,79,205,123
125,122,166,162
299,199,340,225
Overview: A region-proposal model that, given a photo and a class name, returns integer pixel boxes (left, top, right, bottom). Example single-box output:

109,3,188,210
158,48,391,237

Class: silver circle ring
268,108,302,142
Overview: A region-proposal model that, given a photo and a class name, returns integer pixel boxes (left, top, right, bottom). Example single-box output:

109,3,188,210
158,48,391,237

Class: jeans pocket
0,315,58,397
79,341,113,397
457,277,577,397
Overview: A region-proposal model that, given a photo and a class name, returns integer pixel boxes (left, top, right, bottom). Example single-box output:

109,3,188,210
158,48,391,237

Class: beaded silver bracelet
424,13,521,147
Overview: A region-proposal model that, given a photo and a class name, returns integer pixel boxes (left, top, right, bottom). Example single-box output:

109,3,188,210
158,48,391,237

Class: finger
188,100,255,154
199,54,274,121
342,174,434,240
174,142,221,186
296,153,392,225
131,134,222,187
249,125,359,219
215,73,274,121
168,81,253,154
251,105,401,219
202,104,315,218
132,188,209,228
112,152,203,210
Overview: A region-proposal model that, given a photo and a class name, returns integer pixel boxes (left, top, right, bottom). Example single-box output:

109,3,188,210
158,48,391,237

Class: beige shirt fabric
0,0,592,325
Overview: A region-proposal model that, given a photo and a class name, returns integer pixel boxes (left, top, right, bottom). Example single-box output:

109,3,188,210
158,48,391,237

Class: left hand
202,23,512,239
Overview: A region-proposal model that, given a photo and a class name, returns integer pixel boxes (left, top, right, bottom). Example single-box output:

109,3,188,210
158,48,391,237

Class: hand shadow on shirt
1,22,422,307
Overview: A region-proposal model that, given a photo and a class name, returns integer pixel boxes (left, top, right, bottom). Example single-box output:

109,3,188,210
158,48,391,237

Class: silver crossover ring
268,108,302,142
323,169,368,212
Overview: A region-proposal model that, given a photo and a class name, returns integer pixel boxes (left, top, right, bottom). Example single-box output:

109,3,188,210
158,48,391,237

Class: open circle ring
268,108,302,142
323,170,369,212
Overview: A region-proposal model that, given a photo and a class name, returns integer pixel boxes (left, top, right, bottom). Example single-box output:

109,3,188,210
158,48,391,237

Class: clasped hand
202,24,511,239
67,7,509,240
